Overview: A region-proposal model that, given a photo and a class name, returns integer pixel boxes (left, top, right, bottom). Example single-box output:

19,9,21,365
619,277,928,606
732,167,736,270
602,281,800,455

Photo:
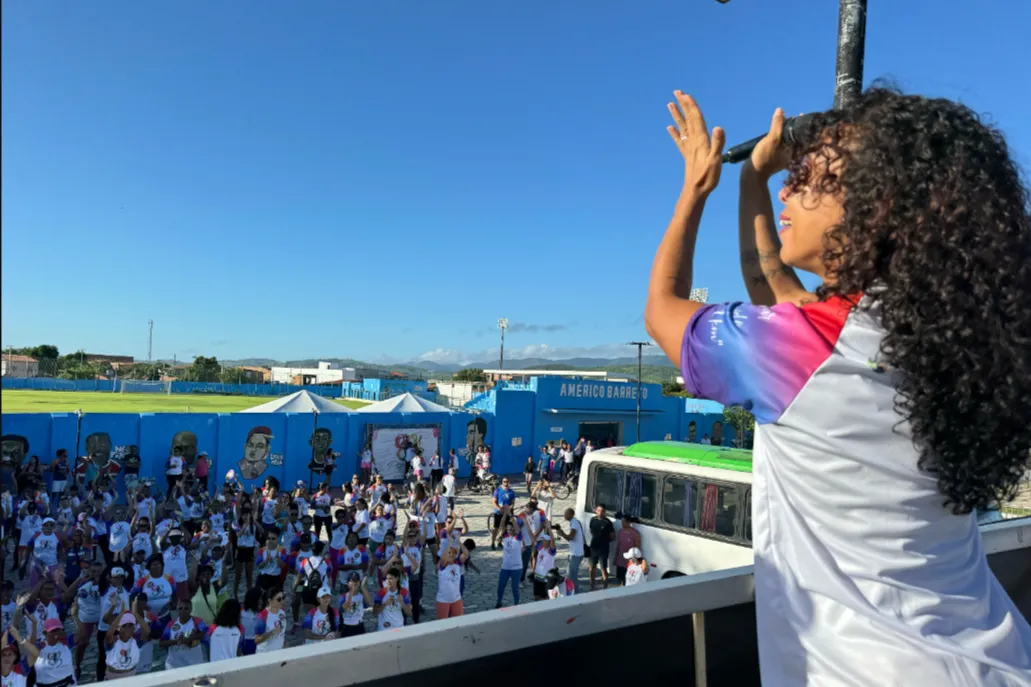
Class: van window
622,472,657,520
662,477,743,540
743,489,752,542
662,477,698,529
592,465,622,513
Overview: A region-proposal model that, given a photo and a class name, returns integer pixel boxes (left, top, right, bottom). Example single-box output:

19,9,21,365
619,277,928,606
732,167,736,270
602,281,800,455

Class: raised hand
748,108,790,179
666,91,725,195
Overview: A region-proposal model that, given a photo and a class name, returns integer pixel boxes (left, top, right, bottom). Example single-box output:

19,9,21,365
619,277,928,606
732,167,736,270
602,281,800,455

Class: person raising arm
738,108,813,307
644,91,725,362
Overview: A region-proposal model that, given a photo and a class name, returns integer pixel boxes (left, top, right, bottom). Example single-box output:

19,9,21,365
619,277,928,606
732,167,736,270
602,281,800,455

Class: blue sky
3,1,1029,366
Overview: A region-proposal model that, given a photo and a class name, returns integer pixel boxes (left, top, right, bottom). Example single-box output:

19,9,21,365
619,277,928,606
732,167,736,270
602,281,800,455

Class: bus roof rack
622,441,754,473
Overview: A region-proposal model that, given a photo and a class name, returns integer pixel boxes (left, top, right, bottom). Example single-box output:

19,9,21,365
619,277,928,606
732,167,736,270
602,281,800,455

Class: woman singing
644,88,1031,685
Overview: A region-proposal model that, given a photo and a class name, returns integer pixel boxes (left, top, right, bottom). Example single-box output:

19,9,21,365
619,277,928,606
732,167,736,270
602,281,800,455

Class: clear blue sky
3,1,1029,366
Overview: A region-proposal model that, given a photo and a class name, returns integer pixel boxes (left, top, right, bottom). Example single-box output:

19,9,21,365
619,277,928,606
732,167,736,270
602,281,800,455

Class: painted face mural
239,426,272,480
308,428,333,474
711,421,724,447
86,432,120,474
687,421,697,442
466,417,487,458
170,431,199,467
1,434,28,467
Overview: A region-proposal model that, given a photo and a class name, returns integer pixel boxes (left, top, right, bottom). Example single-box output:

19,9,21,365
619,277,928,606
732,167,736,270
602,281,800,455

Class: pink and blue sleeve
161,622,174,642
681,300,850,424
254,611,267,635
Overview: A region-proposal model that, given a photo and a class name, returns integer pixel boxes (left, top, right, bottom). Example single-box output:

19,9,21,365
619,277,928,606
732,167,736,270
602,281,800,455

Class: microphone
721,113,817,164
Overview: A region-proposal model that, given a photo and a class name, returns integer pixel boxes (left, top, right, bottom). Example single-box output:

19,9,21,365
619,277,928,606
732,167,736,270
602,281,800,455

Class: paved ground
3,479,585,682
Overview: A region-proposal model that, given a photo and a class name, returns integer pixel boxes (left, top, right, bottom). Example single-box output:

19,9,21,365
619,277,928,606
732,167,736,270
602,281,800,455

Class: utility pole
628,341,653,444
147,320,153,362
497,318,509,371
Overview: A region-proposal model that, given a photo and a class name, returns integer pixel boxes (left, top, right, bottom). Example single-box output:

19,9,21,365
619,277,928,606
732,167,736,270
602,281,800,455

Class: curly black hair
785,86,1031,515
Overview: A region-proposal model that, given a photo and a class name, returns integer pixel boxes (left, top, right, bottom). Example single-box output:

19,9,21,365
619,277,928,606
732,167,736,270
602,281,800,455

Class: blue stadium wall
0,410,486,496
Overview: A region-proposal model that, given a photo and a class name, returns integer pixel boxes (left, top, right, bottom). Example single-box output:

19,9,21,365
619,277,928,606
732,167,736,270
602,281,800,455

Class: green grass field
1,390,369,413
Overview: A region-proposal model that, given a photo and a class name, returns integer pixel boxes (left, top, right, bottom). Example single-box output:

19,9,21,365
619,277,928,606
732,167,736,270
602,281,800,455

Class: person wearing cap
515,500,546,584
1,625,28,687
28,615,74,687
545,567,576,599
613,512,642,587
293,540,329,631
302,586,338,644
103,603,151,679
28,517,62,586
160,528,190,601
205,597,244,663
531,524,558,601
96,567,131,681
623,547,649,586
339,572,373,637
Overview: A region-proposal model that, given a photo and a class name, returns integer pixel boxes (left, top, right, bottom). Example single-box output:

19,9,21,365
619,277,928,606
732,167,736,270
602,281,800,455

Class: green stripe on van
622,441,754,473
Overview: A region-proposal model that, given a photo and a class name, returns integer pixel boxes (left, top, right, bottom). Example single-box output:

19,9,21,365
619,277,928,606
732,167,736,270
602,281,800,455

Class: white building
433,381,488,407
1,354,39,378
270,361,346,385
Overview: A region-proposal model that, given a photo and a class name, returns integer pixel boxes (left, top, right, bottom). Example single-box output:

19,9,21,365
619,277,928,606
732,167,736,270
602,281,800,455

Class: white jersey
681,297,1031,685
106,637,141,672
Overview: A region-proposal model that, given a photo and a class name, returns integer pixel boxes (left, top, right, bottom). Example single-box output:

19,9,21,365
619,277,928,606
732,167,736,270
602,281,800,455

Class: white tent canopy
356,392,451,414
241,390,354,414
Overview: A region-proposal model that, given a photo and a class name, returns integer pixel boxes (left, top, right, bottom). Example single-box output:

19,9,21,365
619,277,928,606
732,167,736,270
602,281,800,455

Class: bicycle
552,470,579,500
467,471,499,495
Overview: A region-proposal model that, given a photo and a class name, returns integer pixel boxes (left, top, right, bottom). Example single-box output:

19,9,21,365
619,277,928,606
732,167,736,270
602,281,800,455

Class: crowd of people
0,438,648,685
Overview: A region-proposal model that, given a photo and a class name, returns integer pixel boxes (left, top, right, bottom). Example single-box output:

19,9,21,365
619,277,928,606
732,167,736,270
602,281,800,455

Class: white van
574,441,755,579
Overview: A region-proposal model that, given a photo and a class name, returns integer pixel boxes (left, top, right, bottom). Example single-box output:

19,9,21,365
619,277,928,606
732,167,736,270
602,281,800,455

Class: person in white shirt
253,588,287,653
166,454,184,492
623,547,648,586
359,445,374,484
429,452,443,489
339,572,373,637
495,514,523,608
554,508,586,592
373,569,411,631
531,529,558,601
435,545,467,619
206,598,244,663
301,587,338,644
159,598,206,669
104,608,151,679
442,468,457,514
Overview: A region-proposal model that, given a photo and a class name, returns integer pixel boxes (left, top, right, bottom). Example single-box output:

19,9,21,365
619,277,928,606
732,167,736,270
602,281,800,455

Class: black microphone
721,113,817,164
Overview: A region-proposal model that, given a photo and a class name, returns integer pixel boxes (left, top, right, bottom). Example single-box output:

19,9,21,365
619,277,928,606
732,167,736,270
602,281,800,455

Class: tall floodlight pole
628,341,653,444
147,320,153,362
497,318,509,370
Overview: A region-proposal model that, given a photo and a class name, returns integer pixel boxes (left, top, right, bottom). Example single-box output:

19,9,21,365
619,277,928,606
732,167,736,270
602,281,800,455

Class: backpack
303,557,323,589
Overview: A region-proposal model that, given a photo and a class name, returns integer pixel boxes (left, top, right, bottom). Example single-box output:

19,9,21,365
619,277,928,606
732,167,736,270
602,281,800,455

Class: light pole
497,318,509,371
628,341,653,444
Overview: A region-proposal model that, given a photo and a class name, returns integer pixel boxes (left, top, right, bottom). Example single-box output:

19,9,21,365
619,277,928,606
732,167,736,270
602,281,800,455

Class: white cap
317,586,333,598
110,567,127,578
118,613,137,627
539,533,551,541
623,547,643,560
42,517,56,525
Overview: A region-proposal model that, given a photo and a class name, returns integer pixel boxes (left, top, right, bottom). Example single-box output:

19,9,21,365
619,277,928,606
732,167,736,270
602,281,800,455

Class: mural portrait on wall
466,417,487,459
120,445,142,491
711,420,724,448
308,428,335,474
686,421,697,443
78,432,121,483
1,434,28,491
239,426,273,480
170,431,199,468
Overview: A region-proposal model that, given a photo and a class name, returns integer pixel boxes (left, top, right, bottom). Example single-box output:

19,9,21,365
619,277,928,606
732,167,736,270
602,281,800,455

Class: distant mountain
219,354,677,384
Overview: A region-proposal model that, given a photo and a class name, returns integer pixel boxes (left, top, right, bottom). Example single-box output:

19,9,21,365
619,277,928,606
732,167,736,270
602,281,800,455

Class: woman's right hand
747,108,789,179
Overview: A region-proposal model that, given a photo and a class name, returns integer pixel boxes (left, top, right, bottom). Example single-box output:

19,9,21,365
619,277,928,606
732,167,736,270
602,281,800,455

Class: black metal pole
834,0,867,109
628,342,652,444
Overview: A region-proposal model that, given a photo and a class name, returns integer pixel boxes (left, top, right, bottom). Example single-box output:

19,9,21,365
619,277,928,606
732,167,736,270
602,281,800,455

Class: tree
662,380,692,397
29,345,59,360
219,367,250,384
453,368,486,383
190,356,221,383
723,406,756,449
